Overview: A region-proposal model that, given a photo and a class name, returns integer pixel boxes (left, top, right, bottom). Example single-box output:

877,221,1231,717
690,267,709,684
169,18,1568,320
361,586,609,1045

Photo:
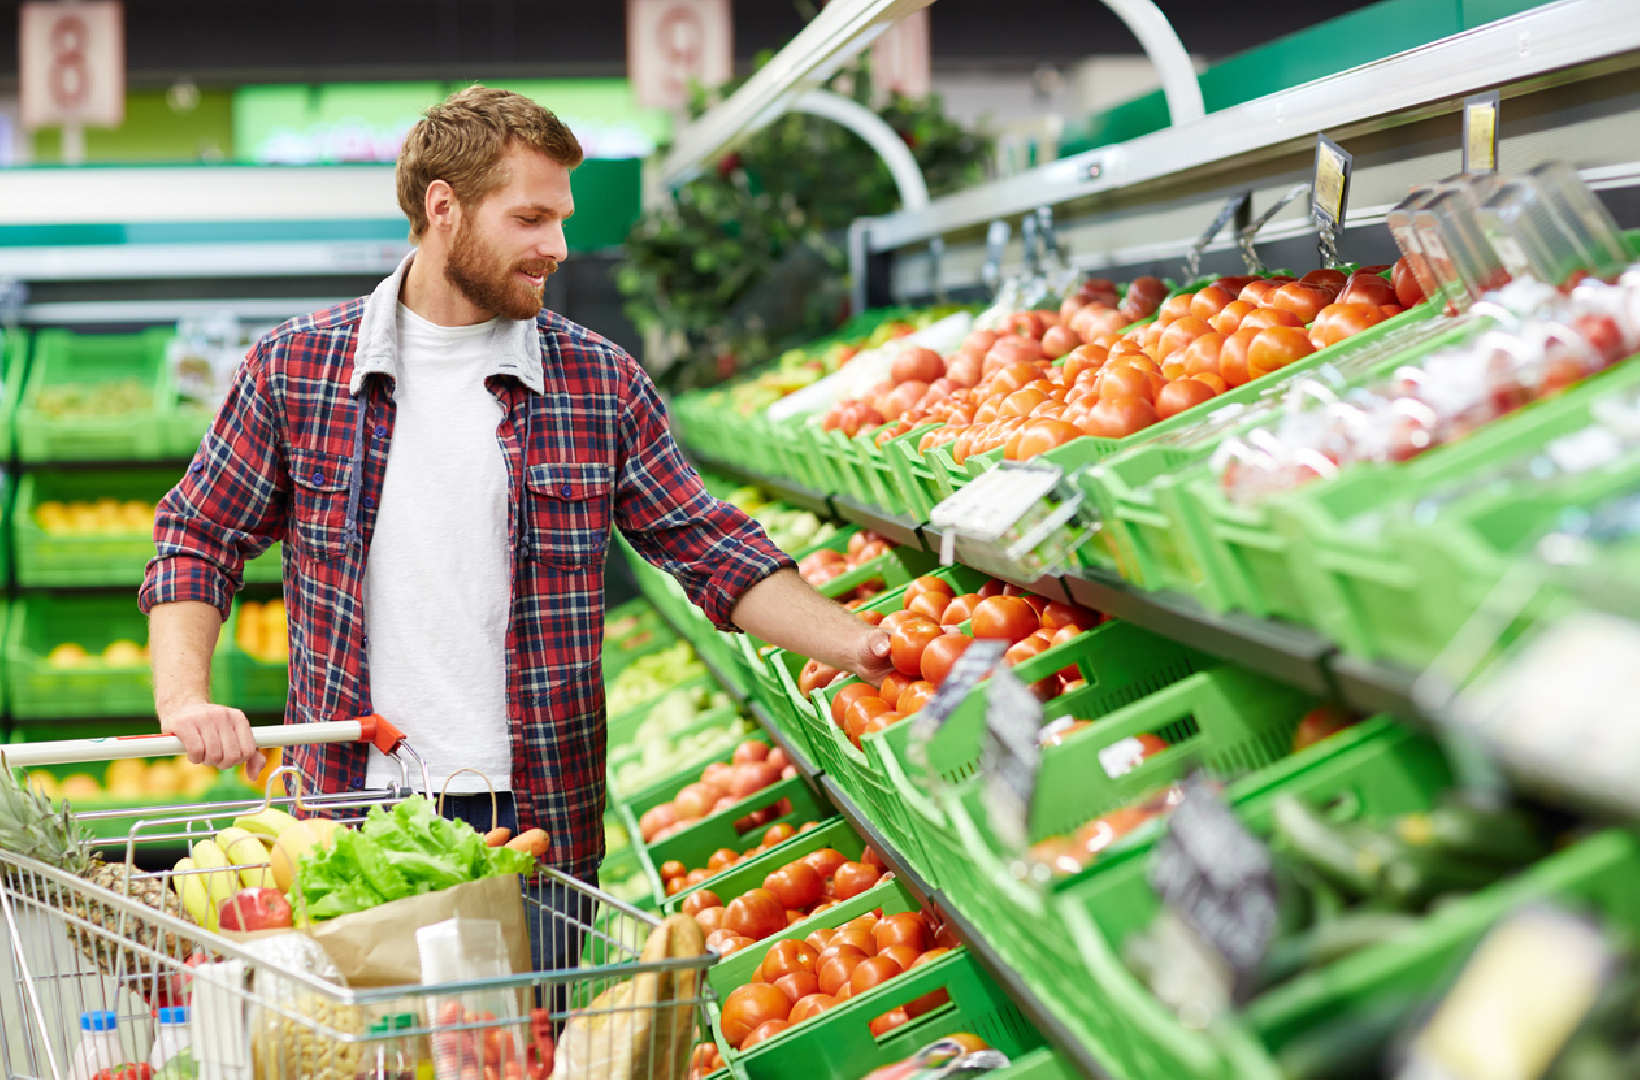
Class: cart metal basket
0,720,717,1080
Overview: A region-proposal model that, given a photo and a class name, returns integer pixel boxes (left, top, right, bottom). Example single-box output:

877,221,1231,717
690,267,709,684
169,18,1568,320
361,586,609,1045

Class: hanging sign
1311,134,1353,267
19,1,124,129
1463,90,1500,175
627,0,733,111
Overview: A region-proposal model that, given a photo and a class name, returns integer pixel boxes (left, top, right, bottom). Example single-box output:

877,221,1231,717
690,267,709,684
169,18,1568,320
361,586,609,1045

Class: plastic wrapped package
235,934,367,1080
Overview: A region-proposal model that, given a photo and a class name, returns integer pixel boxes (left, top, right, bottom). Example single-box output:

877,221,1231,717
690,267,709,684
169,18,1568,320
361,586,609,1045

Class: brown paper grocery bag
224,874,530,987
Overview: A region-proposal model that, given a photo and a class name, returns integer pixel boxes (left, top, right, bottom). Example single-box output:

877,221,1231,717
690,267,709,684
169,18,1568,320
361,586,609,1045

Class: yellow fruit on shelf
143,762,180,797
102,640,146,667
105,758,147,798
174,758,219,797
60,774,101,801
47,643,91,668
25,771,61,799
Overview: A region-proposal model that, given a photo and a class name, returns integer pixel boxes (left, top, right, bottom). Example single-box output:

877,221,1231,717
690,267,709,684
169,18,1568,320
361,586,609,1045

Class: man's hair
397,85,584,240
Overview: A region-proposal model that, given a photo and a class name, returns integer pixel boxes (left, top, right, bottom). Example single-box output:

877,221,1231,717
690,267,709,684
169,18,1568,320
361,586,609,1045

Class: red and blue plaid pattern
141,300,791,877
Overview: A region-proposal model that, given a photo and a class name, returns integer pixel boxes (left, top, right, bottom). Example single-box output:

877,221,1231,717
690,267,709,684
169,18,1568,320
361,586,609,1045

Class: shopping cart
0,719,718,1080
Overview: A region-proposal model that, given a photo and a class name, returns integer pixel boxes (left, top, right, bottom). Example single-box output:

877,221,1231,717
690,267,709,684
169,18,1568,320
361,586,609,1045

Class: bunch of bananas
173,806,296,931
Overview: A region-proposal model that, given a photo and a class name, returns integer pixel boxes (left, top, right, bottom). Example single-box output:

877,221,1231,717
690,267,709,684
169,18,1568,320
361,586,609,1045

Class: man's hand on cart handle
159,700,265,776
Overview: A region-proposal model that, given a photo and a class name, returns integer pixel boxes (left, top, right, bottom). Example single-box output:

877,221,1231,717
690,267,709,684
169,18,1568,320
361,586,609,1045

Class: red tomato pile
797,530,895,605
800,574,1103,749
715,907,962,1054
657,820,824,900
637,740,798,847
688,844,891,954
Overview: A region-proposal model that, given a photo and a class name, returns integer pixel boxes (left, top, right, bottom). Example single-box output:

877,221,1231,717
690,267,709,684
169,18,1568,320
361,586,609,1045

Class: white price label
19,1,124,129
626,0,733,111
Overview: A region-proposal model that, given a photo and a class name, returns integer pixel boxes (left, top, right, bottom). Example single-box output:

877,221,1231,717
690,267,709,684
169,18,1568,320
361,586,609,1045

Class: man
140,86,891,916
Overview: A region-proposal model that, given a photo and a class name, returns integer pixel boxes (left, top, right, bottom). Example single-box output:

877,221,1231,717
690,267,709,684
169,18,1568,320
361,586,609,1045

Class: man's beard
444,219,555,321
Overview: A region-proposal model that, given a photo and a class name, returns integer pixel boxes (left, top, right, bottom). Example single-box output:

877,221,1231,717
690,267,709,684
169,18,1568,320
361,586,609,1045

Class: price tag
1463,90,1500,176
1311,134,1353,267
979,666,1044,855
907,639,1007,780
1147,773,1279,1004
1185,191,1251,281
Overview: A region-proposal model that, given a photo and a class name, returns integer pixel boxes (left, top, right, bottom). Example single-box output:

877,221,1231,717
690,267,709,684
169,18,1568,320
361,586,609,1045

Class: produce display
608,682,748,795
635,738,797,847
47,636,149,668
25,754,222,802
35,379,153,418
674,837,887,949
234,599,288,664
608,640,709,715
33,498,156,535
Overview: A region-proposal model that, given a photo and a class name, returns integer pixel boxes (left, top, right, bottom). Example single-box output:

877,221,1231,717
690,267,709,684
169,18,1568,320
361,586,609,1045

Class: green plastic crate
8,593,155,717
868,619,1208,893
17,329,177,462
16,468,168,586
1052,720,1630,1080
707,876,1041,1080
884,422,947,523
664,815,863,916
0,329,31,461
761,645,830,769
934,664,1318,1056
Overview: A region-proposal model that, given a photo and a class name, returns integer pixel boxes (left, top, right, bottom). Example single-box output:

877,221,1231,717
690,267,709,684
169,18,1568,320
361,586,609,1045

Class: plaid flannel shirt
140,264,792,878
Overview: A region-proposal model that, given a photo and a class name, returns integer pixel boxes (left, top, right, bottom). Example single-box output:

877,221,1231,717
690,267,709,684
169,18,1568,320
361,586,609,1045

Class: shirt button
560,484,572,498
362,634,369,646
374,426,387,439
350,778,364,790
363,496,375,508
189,461,204,474
311,471,325,485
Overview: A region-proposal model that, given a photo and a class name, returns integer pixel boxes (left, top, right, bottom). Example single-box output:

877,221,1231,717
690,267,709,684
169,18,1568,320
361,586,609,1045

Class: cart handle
0,715,407,770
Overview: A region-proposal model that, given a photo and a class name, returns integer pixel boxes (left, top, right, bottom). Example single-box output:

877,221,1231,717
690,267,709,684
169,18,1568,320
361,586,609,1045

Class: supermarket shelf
658,0,933,188
22,296,355,325
918,525,1070,603
936,898,1111,1080
832,494,925,550
819,773,937,910
1062,567,1336,698
861,0,1640,254
1330,653,1423,719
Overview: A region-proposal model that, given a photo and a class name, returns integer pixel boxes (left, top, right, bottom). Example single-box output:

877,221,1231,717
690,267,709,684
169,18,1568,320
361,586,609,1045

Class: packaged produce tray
1053,719,1628,1080
17,328,178,462
7,593,154,717
707,876,1043,1080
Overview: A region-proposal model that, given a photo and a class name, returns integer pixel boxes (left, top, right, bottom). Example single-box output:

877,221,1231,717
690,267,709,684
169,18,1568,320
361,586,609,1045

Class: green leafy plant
619,54,991,391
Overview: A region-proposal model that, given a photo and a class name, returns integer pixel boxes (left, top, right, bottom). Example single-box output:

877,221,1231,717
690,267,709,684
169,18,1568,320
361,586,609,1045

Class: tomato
904,988,953,1018
869,1008,912,1037
1247,326,1316,380
1218,327,1259,387
1193,372,1229,394
1392,257,1425,308
891,680,933,715
1153,378,1218,420
721,983,792,1046
1309,302,1386,349
1004,635,1051,667
1062,343,1108,382
1097,362,1155,403
911,947,953,969
874,912,933,953
1157,292,1194,324
1292,705,1356,751
764,861,823,911
1238,278,1282,305
1181,332,1226,378
660,859,686,881
888,618,943,678
1012,419,1083,461
1338,271,1396,307
1083,394,1158,438
891,346,944,385
914,633,971,687
742,1018,791,1051
1212,299,1257,335
903,575,954,609
850,954,904,995
834,861,883,901
998,387,1050,419
1040,324,1083,359
681,889,721,917
986,359,1046,396
841,694,892,736
788,993,836,1024
970,596,1039,643
724,888,787,940
904,590,951,623
1239,306,1305,331
1300,268,1347,296
829,683,877,726
761,938,821,983
694,906,727,935
1040,601,1096,633
1158,315,1214,358
817,945,868,996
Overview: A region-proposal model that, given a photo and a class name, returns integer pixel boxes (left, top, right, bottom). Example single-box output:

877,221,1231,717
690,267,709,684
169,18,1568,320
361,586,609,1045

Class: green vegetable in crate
289,796,534,920
36,379,154,417
607,642,706,714
1125,791,1553,1010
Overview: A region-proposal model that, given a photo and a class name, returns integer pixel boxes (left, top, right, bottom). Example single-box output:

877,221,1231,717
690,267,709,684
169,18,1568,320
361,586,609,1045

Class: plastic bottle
148,1006,192,1070
66,1010,125,1080
356,1013,414,1080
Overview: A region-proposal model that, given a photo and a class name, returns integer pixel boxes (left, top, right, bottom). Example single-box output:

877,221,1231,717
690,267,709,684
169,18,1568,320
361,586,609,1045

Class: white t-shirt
362,305,513,794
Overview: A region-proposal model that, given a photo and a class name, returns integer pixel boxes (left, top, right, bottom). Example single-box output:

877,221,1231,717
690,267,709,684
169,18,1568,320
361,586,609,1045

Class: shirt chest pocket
289,448,354,561
526,461,614,568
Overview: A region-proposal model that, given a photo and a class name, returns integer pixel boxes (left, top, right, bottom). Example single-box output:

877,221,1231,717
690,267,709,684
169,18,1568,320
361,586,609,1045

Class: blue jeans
437,792,599,979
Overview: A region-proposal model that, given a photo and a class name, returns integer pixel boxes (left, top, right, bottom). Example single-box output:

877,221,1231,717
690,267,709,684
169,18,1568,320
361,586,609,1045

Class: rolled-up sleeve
612,355,793,630
139,343,290,619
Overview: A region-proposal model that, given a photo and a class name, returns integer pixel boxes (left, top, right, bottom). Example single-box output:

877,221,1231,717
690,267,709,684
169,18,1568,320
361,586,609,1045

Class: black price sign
1463,90,1500,175
1148,773,1279,1002
1311,134,1353,267
1185,190,1251,281
907,639,1007,781
980,666,1044,855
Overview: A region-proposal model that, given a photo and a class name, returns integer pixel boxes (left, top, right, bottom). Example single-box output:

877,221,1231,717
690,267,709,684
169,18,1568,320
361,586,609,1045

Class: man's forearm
730,569,873,672
149,600,224,718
